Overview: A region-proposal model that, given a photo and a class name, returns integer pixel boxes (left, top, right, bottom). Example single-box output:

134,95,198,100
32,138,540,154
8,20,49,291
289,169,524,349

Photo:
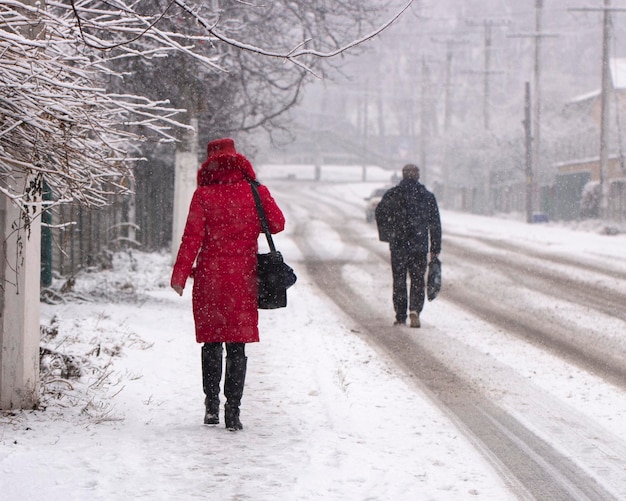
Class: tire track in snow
442,238,626,388
340,215,626,389
298,256,616,501
274,180,623,500
454,232,626,281
445,234,626,322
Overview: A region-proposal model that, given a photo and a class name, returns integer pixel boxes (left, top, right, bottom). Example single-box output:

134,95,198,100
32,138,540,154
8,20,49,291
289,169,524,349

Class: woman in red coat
171,138,285,431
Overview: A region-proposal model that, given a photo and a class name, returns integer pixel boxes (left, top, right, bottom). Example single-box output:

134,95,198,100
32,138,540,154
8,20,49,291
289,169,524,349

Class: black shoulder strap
248,180,277,253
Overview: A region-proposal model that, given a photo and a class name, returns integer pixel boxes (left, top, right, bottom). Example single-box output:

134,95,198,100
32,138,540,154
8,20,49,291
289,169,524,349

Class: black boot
201,343,223,425
224,356,247,431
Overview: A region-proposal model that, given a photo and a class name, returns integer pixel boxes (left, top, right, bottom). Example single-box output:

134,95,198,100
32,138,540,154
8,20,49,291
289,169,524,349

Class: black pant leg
390,247,408,322
225,342,246,360
407,252,428,313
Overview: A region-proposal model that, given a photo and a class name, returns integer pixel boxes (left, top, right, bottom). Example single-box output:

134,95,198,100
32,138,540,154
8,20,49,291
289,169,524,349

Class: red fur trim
197,152,256,186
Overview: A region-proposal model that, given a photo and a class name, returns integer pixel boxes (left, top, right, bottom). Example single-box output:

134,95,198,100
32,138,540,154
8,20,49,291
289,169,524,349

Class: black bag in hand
250,181,297,309
427,257,441,301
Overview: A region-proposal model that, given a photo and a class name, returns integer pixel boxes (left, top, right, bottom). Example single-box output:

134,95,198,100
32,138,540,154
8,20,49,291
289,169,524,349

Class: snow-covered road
1,166,625,500
271,173,626,499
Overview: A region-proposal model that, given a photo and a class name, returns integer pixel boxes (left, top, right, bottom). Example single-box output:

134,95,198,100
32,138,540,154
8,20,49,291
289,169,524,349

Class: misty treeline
284,0,626,218
0,0,410,281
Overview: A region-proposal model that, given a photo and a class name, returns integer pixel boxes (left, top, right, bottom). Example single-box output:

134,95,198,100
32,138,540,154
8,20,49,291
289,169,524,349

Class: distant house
555,58,626,220
565,58,626,123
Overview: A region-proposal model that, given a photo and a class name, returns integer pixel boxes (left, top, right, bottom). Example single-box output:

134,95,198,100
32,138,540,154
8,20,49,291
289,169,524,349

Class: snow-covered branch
1,0,413,214
0,1,191,211
173,0,414,66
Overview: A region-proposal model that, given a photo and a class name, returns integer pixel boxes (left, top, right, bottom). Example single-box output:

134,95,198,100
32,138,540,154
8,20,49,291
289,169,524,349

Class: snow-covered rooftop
570,57,626,103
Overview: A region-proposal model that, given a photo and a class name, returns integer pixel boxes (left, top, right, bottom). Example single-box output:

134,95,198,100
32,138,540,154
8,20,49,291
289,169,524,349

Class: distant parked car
365,187,390,223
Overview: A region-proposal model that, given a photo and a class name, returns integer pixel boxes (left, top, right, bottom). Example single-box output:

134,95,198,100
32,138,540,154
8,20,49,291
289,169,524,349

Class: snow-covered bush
580,181,601,219
38,251,164,422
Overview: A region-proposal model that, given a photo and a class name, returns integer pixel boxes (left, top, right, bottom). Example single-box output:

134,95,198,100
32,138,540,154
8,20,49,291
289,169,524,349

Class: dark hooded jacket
375,179,441,255
171,138,285,343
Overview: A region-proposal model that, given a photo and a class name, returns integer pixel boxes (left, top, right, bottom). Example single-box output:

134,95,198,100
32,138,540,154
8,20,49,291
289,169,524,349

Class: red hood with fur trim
197,152,257,186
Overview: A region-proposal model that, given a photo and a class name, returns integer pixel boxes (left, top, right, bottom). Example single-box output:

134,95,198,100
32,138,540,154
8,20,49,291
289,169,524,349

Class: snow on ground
1,164,625,499
2,250,512,500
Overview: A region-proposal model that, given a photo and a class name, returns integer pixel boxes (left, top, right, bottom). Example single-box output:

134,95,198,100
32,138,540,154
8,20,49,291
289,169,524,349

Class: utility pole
570,0,626,218
466,18,509,130
483,22,493,130
465,18,508,213
444,41,455,131
532,0,544,194
362,80,369,182
599,0,612,217
420,57,430,185
524,82,533,224
431,38,468,131
431,37,467,208
509,0,558,217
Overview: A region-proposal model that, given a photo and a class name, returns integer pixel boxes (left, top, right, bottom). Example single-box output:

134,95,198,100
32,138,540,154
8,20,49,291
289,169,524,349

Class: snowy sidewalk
1,252,511,500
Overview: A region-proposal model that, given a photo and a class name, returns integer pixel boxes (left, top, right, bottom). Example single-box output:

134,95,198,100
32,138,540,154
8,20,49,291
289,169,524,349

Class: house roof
570,58,626,104
570,89,600,104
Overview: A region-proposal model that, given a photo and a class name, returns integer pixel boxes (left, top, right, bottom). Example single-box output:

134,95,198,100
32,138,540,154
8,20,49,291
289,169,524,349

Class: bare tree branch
173,0,415,68
1,0,414,216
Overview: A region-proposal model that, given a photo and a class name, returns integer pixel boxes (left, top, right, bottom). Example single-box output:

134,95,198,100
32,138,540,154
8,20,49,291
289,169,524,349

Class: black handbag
249,180,297,309
427,257,441,301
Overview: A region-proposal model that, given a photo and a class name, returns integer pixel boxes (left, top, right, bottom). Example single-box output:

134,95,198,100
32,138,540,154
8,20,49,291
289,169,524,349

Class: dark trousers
204,342,245,361
390,247,428,322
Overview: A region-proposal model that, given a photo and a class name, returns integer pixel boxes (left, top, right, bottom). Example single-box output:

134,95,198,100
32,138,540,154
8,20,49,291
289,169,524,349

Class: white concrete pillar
171,118,199,261
0,174,41,409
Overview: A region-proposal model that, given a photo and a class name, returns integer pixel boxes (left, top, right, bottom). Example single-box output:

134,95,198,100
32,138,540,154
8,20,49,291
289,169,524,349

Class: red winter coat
171,149,285,344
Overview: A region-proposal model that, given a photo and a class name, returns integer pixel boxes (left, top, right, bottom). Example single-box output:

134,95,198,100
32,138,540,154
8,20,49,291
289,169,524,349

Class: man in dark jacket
375,164,441,328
